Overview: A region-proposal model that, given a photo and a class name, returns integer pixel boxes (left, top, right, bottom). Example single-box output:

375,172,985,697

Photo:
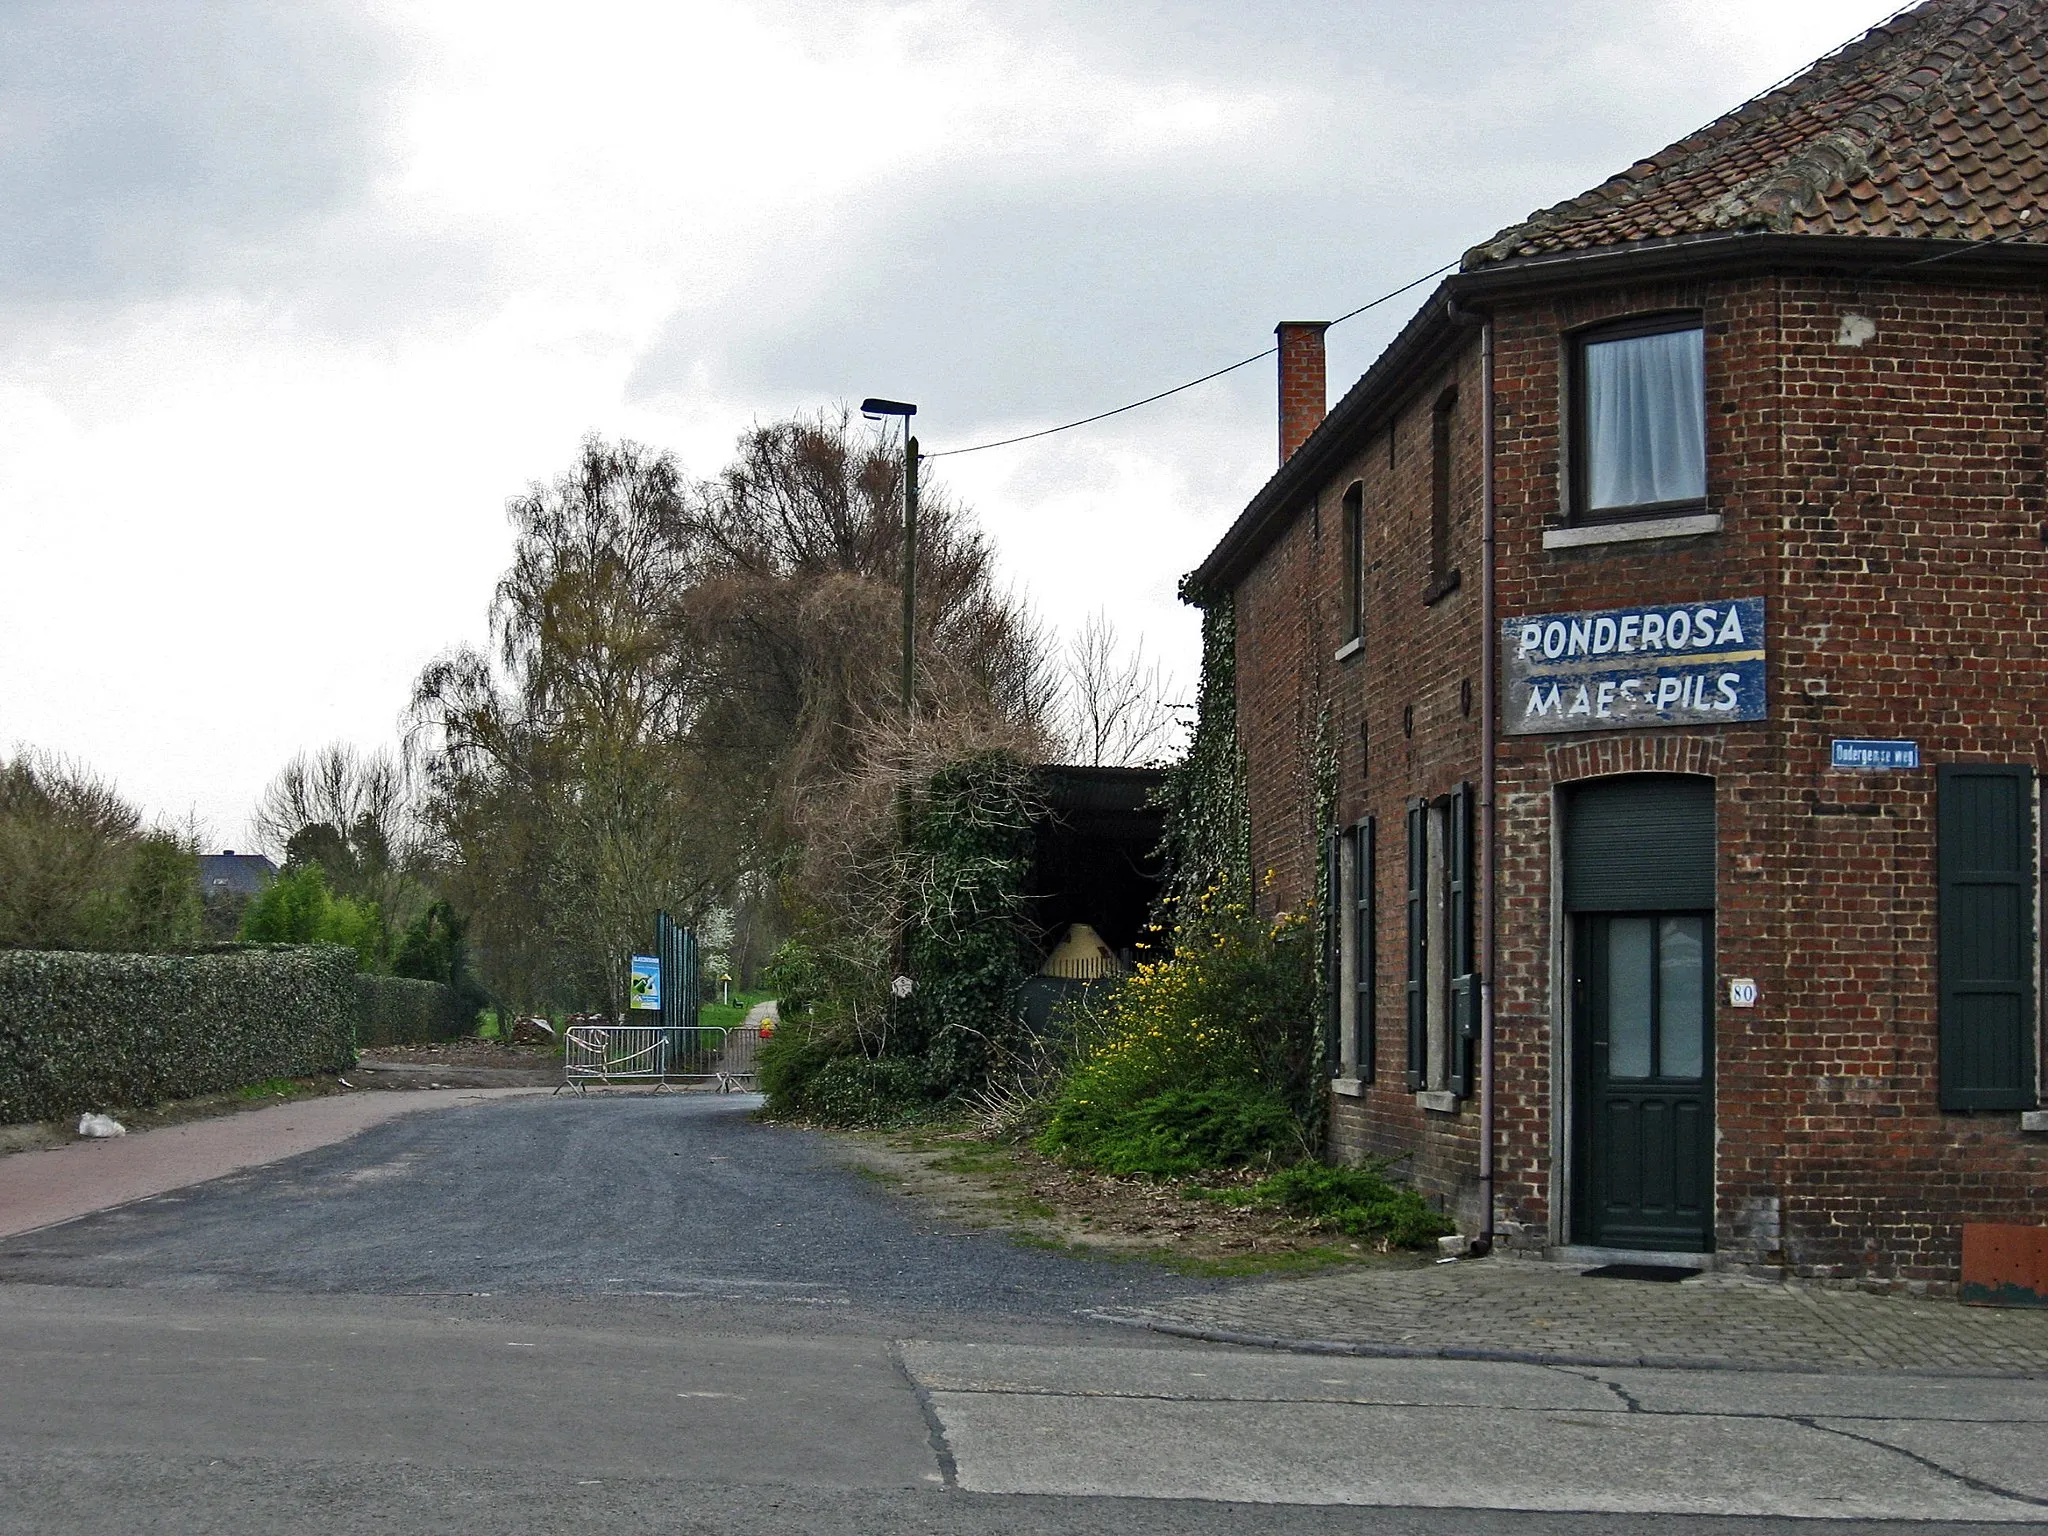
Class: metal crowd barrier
715,1022,765,1091
560,1020,767,1093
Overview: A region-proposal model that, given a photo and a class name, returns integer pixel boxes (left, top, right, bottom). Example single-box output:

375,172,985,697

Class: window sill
2022,1109,2048,1133
1331,1077,1368,1097
1542,513,1722,550
1333,637,1363,664
1414,1089,1460,1113
1424,569,1462,606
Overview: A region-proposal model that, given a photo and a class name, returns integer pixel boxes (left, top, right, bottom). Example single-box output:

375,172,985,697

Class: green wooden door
1573,912,1714,1250
1566,776,1716,1252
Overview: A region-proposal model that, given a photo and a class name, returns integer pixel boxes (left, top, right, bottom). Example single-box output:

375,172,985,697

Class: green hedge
353,974,475,1047
0,945,357,1124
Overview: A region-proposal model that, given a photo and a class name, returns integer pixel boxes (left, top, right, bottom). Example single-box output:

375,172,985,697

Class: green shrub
797,1055,932,1126
897,754,1035,1097
755,1015,839,1105
118,835,204,952
756,1017,932,1126
1218,1162,1454,1250
239,866,385,970
0,945,357,1124
392,901,463,984
1042,1081,1296,1178
1037,886,1318,1174
759,938,830,1018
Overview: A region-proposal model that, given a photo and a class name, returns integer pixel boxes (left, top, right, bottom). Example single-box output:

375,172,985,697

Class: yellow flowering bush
1039,884,1320,1176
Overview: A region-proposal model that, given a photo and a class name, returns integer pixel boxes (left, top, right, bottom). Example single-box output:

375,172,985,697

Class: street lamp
861,398,918,720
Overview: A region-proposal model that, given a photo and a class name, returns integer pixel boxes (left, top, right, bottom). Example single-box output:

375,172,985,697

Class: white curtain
1586,328,1704,511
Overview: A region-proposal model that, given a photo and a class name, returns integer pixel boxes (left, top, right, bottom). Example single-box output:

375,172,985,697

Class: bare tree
252,744,412,868
1056,610,1181,767
0,752,141,948
0,751,200,952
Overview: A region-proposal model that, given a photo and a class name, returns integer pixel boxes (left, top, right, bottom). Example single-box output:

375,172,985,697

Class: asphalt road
1,1092,2041,1533
0,1092,1209,1318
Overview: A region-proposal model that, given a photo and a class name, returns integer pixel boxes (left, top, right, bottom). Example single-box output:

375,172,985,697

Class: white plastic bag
76,1112,127,1138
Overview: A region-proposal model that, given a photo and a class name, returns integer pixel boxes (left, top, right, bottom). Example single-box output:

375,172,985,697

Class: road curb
1079,1309,2048,1380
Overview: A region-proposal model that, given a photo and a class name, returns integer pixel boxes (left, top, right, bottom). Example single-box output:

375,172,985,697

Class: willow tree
409,437,727,1013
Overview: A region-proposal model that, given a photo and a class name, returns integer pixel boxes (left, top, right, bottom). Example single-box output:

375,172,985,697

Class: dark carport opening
1021,765,1167,1031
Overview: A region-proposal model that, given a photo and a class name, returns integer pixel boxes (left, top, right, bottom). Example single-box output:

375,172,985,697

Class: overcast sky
0,0,1910,848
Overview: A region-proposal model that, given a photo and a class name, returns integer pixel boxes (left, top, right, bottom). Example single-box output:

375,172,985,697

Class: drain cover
1582,1263,1695,1282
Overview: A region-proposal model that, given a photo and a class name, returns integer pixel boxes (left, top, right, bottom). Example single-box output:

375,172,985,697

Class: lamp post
861,398,918,720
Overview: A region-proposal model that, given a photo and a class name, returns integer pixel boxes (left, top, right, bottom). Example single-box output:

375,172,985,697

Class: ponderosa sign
1500,597,1767,736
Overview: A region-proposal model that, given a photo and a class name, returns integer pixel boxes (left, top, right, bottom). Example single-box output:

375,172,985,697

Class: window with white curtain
1573,318,1705,521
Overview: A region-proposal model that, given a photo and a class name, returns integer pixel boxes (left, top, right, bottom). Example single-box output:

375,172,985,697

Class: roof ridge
1466,0,2024,265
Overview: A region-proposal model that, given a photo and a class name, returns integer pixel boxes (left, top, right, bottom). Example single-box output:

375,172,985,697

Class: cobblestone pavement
1096,1254,2048,1374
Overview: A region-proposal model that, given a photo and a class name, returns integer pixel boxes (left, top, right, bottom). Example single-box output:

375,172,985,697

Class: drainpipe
1448,297,1498,1260
1474,316,1498,1259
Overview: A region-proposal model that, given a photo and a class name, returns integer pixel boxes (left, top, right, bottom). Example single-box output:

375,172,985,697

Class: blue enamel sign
1502,597,1766,736
1832,739,1919,771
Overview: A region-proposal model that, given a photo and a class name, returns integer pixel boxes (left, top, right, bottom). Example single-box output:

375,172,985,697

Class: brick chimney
1276,320,1329,464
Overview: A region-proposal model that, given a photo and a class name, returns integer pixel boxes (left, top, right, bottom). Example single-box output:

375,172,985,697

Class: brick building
1190,0,2048,1284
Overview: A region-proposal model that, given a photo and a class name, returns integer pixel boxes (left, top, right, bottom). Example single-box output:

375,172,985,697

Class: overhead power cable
920,259,1460,460
919,3,1938,463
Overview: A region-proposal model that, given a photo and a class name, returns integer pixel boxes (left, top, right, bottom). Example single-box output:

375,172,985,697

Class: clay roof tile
1467,0,2048,268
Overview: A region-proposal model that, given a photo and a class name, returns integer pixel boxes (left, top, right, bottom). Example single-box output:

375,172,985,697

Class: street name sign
1831,739,1920,771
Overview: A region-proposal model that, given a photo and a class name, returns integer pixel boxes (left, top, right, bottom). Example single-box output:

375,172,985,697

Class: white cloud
0,0,1912,843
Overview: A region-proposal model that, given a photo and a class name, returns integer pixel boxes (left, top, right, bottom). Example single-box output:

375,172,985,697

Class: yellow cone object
1040,922,1120,980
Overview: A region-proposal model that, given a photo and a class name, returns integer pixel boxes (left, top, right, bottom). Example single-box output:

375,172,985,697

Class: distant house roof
1467,0,2048,267
197,852,277,899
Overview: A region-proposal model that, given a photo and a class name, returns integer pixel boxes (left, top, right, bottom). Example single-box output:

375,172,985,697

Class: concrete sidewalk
1099,1252,2048,1375
0,1088,544,1240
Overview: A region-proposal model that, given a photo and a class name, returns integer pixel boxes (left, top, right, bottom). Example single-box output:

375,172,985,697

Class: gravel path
0,1093,1215,1323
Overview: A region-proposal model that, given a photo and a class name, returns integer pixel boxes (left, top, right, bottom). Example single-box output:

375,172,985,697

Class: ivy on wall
1309,702,1338,1087
1156,586,1251,926
898,752,1038,1095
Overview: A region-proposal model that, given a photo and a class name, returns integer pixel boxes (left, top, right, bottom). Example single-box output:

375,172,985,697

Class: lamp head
860,397,917,421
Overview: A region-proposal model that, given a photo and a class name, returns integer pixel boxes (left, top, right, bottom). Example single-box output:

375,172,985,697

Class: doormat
1581,1263,1695,1282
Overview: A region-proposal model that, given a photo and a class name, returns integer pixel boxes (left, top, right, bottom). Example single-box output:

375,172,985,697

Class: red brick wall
1231,266,2048,1283
1235,492,1324,916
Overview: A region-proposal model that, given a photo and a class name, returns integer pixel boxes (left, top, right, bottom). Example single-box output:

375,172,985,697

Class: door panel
1575,912,1714,1251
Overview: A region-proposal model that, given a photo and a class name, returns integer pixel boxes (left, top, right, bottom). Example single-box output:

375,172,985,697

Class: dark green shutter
1355,817,1376,1083
1405,800,1426,1090
1324,825,1342,1079
1564,776,1714,912
1448,783,1476,1099
1938,764,2037,1111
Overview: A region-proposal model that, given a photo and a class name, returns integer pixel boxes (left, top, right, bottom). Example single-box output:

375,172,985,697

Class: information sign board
628,954,661,1011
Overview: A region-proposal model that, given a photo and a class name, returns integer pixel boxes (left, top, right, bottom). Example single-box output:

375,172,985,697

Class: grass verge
808,1116,1434,1281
